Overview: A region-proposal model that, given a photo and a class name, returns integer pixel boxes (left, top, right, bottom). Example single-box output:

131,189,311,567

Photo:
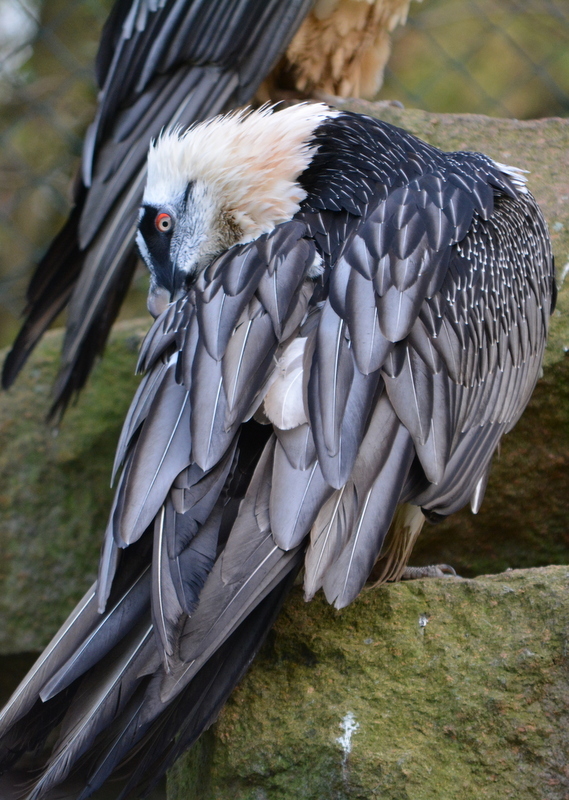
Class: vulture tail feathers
0,685,79,774
27,621,154,800
40,565,151,701
48,246,139,420
114,566,300,800
0,584,99,736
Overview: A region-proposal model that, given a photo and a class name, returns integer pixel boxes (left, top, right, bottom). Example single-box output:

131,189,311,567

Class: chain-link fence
0,0,112,347
1,0,568,349
380,0,569,119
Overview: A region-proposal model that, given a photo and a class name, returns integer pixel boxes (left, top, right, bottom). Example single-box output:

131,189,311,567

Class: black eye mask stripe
139,205,175,294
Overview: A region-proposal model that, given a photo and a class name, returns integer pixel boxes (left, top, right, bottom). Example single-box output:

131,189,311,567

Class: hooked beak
147,285,170,318
147,279,186,319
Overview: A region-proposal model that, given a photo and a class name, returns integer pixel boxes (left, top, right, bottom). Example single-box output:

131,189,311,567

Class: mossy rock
169,566,569,800
0,319,145,653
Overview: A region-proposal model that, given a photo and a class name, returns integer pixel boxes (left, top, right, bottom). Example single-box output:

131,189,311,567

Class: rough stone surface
168,567,569,800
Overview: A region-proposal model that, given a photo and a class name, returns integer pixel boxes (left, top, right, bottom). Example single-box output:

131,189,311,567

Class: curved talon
401,564,459,580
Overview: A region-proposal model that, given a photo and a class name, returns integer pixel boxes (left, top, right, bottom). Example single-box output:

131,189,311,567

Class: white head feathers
144,103,338,242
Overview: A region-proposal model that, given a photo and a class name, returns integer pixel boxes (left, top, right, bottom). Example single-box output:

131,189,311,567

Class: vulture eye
155,212,173,233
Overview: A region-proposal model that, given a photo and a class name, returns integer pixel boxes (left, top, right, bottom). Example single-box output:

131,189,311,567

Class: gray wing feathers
116,366,191,544
270,439,334,550
28,623,154,800
222,300,277,426
321,422,415,609
344,263,392,374
308,335,380,489
41,568,151,701
103,217,320,696
313,301,353,461
190,343,230,471
256,237,315,338
304,391,406,602
157,436,302,701
304,484,356,602
0,585,98,733
275,423,316,471
112,360,168,483
303,176,552,595
191,224,313,467
152,506,184,660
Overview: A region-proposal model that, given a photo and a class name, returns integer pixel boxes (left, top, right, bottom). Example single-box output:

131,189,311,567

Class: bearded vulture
2,0,417,416
0,104,555,798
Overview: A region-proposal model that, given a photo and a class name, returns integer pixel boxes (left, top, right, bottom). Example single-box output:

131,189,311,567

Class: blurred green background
0,0,568,351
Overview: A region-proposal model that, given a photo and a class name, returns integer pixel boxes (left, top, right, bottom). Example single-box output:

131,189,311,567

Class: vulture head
136,103,335,316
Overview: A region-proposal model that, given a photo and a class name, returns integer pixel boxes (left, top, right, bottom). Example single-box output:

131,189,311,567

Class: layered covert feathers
0,105,555,799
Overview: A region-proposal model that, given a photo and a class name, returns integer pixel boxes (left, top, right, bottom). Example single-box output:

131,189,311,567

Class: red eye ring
155,212,172,232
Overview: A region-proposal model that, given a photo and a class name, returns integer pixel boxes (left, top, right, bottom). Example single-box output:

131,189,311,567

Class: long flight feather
0,585,98,735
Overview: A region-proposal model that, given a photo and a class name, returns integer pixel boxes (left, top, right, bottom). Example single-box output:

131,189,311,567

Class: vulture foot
400,564,460,580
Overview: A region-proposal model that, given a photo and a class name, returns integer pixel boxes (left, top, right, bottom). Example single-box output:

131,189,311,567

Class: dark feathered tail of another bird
2,0,313,417
1,222,140,421
1,197,85,399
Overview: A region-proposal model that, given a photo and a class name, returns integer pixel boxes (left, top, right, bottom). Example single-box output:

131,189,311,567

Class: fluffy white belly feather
263,337,308,430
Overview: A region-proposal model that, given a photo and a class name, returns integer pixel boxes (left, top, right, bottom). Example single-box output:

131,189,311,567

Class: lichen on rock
169,567,569,800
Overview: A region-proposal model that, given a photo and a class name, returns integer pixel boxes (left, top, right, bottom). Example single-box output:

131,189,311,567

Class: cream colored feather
144,104,338,243
281,0,420,99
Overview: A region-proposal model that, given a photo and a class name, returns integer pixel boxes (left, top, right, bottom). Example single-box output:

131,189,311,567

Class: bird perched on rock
2,0,418,416
0,103,554,798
